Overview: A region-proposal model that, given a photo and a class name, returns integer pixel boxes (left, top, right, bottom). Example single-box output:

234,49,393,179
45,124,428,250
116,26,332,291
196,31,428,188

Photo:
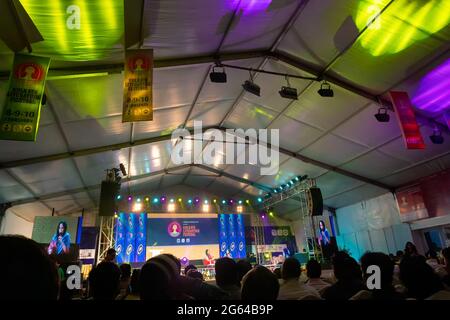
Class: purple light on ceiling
412,58,450,114
229,0,272,14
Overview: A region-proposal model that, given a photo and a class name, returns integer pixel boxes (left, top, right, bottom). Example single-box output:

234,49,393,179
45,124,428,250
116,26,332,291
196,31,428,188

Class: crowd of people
1,235,450,300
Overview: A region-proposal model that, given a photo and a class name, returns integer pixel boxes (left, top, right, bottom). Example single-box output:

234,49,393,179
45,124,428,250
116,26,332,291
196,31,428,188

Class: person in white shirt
305,259,331,295
278,257,321,300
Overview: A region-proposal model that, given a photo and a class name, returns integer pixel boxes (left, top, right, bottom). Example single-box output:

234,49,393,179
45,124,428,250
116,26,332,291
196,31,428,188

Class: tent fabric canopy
0,0,449,222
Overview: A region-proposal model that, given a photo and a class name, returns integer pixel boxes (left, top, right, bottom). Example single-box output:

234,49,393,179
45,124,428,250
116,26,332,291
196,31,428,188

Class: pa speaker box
309,187,323,216
98,181,120,216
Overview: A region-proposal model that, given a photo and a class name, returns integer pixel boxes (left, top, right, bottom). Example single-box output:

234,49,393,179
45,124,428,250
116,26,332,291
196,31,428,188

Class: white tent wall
0,210,33,237
335,193,413,261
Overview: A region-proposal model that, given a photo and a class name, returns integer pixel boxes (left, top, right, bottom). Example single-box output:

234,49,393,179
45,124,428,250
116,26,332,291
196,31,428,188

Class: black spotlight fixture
209,66,227,83
317,81,333,97
374,107,390,122
41,93,47,106
279,76,298,100
429,128,444,144
119,163,127,176
242,71,260,96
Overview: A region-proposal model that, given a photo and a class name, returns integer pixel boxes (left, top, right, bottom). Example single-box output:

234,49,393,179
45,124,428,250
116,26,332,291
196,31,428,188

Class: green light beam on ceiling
355,0,450,56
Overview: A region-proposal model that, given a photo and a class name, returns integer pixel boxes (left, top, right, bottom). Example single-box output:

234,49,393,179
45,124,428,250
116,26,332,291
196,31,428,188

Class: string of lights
115,195,258,214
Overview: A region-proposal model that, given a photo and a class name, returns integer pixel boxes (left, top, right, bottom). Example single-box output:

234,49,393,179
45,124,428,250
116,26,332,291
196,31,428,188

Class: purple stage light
228,0,272,15
412,58,450,114
127,196,132,201
180,257,189,267
161,196,166,203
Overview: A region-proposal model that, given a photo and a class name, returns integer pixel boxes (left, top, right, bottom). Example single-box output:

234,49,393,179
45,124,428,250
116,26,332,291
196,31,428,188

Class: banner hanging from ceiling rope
122,49,153,122
0,53,50,141
389,91,425,150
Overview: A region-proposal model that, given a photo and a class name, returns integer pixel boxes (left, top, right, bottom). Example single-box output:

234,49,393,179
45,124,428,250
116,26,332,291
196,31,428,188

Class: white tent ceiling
0,0,449,222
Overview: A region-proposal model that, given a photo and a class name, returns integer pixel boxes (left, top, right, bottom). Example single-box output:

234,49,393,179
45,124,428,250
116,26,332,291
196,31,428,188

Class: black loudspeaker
98,181,120,216
309,187,323,216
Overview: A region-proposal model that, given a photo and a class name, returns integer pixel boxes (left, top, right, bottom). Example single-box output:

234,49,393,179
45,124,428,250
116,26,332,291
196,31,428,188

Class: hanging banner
134,213,147,263
0,53,50,141
396,185,429,222
115,213,127,263
122,49,153,122
389,91,425,150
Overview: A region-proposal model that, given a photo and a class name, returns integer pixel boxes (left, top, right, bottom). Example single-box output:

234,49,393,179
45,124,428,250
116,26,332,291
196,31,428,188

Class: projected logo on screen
137,244,144,255
168,221,182,237
126,244,133,256
221,242,227,252
239,241,244,251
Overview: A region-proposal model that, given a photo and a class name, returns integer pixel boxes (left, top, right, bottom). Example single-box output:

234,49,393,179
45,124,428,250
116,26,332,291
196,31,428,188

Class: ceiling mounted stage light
209,66,227,83
374,108,390,122
429,129,444,144
133,202,142,212
279,76,298,100
242,71,260,96
119,163,127,176
317,81,333,97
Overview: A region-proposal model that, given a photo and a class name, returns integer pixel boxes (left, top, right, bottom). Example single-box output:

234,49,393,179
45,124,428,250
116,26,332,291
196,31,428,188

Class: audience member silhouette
0,235,58,300
88,261,121,300
241,266,279,301
322,251,364,300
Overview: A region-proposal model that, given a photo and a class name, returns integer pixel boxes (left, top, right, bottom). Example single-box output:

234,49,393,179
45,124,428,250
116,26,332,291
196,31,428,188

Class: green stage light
355,0,450,56
20,0,124,61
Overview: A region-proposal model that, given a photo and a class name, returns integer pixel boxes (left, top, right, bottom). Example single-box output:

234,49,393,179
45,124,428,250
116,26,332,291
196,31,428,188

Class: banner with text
115,213,147,263
219,214,246,259
396,185,429,222
389,91,425,150
0,54,50,141
122,49,153,122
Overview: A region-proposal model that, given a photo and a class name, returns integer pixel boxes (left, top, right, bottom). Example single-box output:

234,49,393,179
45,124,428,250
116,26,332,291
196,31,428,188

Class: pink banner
389,91,425,149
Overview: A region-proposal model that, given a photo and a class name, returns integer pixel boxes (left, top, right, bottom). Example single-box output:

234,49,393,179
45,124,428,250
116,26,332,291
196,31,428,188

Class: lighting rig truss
260,175,312,210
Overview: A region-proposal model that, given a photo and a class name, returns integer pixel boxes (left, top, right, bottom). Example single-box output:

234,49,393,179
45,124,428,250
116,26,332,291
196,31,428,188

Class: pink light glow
229,0,272,14
412,58,450,114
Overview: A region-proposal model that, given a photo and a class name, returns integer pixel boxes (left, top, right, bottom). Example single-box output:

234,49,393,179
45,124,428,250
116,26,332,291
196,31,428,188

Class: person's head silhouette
23,66,35,80
135,59,143,71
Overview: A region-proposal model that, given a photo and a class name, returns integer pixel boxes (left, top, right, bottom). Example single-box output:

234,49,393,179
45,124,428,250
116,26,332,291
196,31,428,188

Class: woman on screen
318,220,330,246
318,220,331,259
48,221,71,255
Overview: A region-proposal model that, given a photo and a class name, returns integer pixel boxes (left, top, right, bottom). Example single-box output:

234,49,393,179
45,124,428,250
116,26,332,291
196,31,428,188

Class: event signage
389,91,425,149
219,214,246,259
122,49,153,122
115,213,147,263
395,185,429,222
0,53,50,141
147,217,219,246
